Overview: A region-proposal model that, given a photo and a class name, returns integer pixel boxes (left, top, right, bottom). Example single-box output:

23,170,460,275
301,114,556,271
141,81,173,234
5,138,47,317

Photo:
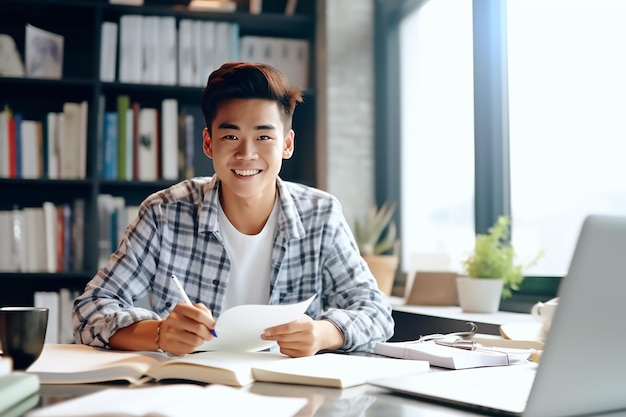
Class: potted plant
353,202,400,296
457,215,542,313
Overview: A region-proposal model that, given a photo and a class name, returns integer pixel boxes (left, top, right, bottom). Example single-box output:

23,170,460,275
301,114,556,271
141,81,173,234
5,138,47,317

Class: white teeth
234,169,260,176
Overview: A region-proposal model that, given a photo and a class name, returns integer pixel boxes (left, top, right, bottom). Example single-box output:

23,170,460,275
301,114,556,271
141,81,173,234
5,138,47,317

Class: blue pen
171,274,218,338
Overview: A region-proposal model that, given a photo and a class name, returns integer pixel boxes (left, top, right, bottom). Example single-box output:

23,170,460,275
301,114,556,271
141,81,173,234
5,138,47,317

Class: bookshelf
0,0,317,307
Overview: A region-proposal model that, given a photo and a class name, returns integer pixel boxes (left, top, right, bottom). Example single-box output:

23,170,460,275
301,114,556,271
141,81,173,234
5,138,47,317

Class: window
399,0,475,272
393,0,626,279
507,0,626,276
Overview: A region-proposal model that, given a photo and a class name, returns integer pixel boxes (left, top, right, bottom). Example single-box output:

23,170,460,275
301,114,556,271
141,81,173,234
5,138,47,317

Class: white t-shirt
218,199,278,310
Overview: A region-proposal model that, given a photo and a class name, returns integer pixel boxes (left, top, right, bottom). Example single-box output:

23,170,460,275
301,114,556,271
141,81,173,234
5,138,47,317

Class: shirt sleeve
72,203,162,348
316,204,395,352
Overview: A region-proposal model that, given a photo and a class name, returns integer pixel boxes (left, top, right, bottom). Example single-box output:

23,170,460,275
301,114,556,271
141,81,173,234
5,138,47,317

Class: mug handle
531,302,544,320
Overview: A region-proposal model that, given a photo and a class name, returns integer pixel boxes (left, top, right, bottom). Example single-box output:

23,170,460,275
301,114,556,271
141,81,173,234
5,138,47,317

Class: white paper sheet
195,294,316,352
26,384,307,417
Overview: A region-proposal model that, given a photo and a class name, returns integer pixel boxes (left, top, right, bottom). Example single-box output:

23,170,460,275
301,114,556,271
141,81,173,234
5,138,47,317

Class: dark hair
201,62,303,135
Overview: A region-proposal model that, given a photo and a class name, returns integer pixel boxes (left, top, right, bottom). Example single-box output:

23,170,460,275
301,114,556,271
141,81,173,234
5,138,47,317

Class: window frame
375,0,561,310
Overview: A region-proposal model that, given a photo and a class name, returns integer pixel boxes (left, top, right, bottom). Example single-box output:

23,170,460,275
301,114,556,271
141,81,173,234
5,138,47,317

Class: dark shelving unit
0,0,317,306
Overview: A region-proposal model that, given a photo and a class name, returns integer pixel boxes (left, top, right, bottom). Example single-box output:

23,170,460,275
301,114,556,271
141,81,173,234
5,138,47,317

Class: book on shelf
33,289,78,345
28,344,429,389
18,119,41,179
25,24,63,79
99,21,118,82
25,384,306,417
117,95,130,180
23,207,46,272
0,200,84,273
158,16,177,86
239,36,309,89
61,101,88,179
102,111,118,180
374,339,533,370
140,16,160,84
45,112,58,179
71,198,85,272
42,201,57,273
97,194,128,268
177,19,193,87
118,15,142,83
137,107,159,181
160,98,178,180
0,211,16,272
34,291,59,344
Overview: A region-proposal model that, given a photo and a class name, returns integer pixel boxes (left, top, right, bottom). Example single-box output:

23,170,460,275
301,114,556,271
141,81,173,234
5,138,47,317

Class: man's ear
283,129,295,159
202,128,213,159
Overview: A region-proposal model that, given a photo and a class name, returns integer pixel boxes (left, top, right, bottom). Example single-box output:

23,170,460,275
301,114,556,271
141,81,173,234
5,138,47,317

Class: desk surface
24,380,485,417
18,379,626,417
389,297,542,342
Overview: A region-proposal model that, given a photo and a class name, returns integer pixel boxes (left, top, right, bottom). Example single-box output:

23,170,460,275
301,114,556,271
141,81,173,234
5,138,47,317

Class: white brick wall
316,0,375,227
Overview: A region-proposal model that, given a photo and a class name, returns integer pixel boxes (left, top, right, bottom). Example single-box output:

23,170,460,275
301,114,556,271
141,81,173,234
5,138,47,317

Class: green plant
462,215,542,299
354,202,399,256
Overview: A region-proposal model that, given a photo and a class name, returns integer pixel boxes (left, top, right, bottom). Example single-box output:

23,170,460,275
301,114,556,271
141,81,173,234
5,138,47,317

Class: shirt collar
197,176,305,242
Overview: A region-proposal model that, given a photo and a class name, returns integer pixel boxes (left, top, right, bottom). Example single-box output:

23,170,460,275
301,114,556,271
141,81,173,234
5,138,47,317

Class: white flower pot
456,276,503,313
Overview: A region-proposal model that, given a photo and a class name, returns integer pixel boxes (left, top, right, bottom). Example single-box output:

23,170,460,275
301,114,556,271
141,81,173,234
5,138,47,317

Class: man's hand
260,315,344,357
109,303,216,355
158,303,216,355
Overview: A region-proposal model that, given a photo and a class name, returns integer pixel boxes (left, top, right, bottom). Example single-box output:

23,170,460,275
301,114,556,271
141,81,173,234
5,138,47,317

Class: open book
28,344,430,388
374,340,532,370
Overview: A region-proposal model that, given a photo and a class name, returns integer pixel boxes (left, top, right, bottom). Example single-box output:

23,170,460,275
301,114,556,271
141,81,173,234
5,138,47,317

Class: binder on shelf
99,21,118,82
19,120,40,179
118,15,142,83
178,19,193,86
161,99,178,180
158,16,177,85
140,16,159,84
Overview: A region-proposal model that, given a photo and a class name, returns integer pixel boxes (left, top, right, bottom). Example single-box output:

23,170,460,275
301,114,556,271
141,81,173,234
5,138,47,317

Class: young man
73,62,394,357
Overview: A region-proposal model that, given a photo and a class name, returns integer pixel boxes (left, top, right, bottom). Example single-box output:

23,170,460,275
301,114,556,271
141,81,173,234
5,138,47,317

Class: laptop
371,215,626,417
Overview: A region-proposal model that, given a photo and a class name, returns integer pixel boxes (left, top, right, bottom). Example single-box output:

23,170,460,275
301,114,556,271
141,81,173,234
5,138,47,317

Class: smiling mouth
233,169,261,177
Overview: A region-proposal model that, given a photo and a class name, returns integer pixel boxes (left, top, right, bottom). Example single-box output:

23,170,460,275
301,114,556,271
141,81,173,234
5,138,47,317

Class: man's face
203,98,294,203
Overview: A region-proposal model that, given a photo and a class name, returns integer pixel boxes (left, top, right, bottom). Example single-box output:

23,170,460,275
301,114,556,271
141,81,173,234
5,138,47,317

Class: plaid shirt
73,176,394,352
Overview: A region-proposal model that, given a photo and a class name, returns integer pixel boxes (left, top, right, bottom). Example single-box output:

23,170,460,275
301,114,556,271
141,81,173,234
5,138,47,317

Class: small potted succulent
353,202,400,296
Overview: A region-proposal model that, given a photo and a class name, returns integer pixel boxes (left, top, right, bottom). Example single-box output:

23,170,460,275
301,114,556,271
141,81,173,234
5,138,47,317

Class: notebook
370,215,626,417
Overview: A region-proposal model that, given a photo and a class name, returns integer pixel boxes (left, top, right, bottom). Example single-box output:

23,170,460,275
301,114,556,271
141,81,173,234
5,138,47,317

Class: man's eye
224,135,238,140
258,135,271,141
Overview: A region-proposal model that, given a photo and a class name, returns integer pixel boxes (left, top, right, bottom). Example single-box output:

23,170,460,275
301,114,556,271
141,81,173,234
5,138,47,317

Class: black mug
0,306,48,370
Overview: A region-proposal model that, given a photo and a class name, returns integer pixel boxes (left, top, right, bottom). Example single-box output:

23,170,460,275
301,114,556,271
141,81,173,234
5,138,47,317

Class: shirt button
212,279,219,286
165,302,171,308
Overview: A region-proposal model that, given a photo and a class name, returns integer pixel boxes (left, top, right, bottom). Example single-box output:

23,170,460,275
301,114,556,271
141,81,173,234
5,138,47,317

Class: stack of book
0,357,40,416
